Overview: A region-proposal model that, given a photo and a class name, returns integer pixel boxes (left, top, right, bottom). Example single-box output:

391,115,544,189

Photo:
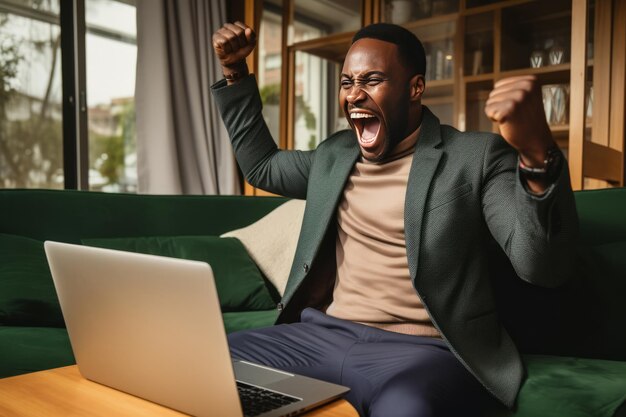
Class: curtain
135,0,240,195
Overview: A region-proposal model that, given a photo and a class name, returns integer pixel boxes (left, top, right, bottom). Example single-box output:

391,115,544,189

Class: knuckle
506,99,517,113
513,90,525,102
224,33,237,43
521,80,534,91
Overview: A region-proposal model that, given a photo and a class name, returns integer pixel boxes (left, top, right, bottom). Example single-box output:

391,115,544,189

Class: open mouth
350,112,381,146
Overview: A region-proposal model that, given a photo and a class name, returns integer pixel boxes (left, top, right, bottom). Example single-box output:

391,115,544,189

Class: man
211,22,578,417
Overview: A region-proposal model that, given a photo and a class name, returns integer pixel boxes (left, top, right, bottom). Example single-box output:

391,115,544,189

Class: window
258,2,283,145
292,0,361,41
265,53,281,71
0,0,137,191
0,0,63,188
292,11,350,151
85,0,137,192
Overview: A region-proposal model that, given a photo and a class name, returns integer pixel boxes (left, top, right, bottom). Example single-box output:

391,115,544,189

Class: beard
364,119,410,163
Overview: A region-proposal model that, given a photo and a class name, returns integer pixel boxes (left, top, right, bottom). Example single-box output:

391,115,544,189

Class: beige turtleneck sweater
325,127,440,337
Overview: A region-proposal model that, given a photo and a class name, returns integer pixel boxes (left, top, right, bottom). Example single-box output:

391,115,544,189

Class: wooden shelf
466,89,491,101
550,125,570,149
402,12,459,30
404,19,457,43
464,73,495,83
550,124,570,134
289,31,355,63
518,10,571,24
464,0,534,15
465,27,493,36
428,79,454,87
499,62,570,78
555,137,569,150
423,96,454,105
425,79,454,97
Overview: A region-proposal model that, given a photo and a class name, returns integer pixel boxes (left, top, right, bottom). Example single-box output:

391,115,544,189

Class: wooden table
0,366,357,417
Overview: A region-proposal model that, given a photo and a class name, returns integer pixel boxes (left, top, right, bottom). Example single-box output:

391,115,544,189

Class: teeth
350,112,375,119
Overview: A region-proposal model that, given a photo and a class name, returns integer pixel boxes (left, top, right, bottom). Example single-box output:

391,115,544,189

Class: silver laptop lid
44,241,243,417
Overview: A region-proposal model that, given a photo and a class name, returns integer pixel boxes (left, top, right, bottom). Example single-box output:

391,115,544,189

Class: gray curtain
135,0,240,195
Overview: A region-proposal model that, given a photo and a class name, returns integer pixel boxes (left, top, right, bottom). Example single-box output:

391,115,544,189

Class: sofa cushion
0,190,289,243
578,241,626,360
0,234,64,327
0,326,74,378
223,310,279,334
503,355,626,417
222,199,305,295
82,236,279,312
575,188,626,247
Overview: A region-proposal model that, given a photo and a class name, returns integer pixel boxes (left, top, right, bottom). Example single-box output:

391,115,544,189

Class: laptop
44,241,349,417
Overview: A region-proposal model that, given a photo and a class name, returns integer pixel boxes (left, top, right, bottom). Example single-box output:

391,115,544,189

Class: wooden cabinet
245,0,625,194
460,1,573,142
568,0,625,189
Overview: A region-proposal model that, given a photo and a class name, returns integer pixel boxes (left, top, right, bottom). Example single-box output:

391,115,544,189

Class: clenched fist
212,22,256,82
485,75,555,168
485,75,559,193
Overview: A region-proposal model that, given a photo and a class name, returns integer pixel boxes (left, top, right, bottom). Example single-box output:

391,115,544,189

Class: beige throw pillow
221,199,305,295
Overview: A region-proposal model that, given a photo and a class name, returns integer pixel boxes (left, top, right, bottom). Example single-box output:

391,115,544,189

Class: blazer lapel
282,133,360,304
405,107,443,283
283,107,442,305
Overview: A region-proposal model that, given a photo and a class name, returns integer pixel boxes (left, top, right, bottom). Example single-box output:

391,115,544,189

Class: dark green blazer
212,76,579,408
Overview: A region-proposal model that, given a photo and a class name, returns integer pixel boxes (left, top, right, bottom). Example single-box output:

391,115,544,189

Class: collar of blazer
280,106,443,307
405,106,444,282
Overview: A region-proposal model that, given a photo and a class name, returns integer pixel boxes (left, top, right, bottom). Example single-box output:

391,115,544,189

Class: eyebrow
340,71,387,79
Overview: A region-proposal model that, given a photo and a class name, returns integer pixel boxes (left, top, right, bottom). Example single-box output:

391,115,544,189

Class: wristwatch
223,62,249,83
223,69,248,82
518,145,563,182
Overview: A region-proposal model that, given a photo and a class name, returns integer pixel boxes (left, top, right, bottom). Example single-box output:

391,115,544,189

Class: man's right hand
212,22,256,82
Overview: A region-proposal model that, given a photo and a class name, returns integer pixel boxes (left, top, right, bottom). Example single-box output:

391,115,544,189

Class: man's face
339,38,417,162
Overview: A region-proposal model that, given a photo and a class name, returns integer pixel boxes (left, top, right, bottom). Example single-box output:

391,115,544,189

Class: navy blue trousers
228,308,492,417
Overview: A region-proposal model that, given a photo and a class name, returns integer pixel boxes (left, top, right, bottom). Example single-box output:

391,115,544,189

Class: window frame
0,0,136,190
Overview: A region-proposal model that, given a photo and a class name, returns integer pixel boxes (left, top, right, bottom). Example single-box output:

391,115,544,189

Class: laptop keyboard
237,381,301,417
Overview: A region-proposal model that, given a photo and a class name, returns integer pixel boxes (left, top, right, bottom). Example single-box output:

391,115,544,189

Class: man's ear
410,74,425,102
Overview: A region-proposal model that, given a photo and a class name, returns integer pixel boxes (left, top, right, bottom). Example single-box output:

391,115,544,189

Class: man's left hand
485,75,557,193
485,75,555,167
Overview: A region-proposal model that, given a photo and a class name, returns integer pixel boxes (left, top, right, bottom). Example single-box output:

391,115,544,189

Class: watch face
545,147,563,180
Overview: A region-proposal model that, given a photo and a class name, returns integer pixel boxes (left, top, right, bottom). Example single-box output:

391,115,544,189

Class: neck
400,104,423,141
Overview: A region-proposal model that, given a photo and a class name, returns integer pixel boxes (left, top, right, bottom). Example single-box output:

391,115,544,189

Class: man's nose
346,87,367,105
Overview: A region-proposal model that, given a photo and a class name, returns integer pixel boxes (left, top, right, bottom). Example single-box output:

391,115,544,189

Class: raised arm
482,76,579,287
485,75,559,194
211,22,313,198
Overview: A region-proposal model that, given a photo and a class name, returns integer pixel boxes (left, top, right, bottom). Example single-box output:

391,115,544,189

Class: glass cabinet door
286,0,362,150
500,0,572,153
460,0,573,143
381,0,459,24
569,0,625,189
377,0,460,127
290,0,361,44
462,11,493,132
259,0,623,192
500,0,571,72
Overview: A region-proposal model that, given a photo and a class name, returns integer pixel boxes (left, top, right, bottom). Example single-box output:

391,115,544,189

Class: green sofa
1,188,625,416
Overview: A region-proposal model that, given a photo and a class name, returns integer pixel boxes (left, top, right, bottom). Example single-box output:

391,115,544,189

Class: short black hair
352,23,426,77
